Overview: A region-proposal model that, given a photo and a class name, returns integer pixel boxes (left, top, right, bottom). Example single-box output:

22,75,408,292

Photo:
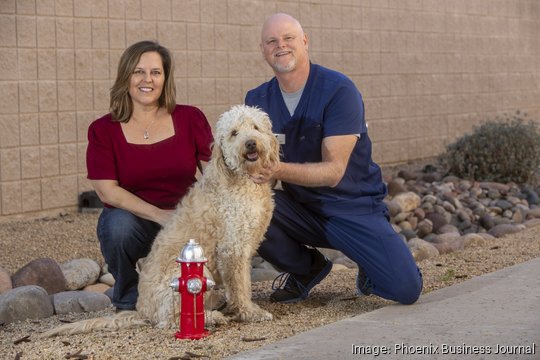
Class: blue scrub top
245,63,387,216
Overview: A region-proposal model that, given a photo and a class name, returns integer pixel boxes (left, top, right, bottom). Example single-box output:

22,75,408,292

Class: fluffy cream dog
43,105,279,337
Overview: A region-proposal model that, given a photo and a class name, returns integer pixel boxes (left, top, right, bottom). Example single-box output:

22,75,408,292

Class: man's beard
272,55,296,73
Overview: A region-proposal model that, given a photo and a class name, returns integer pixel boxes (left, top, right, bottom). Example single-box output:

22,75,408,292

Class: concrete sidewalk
228,257,540,360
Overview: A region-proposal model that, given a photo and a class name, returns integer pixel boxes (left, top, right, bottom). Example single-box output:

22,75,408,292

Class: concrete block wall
1,0,539,218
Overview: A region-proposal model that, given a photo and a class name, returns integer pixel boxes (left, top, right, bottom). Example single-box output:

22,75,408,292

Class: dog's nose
245,140,257,151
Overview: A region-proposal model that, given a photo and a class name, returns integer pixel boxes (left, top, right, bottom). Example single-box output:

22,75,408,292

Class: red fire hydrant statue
169,239,215,340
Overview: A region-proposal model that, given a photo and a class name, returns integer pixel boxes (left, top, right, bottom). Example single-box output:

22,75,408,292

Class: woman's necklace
131,110,160,140
141,118,157,140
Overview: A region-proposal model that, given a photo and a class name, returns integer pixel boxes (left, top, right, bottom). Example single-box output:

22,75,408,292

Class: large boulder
0,285,54,324
61,258,101,290
11,258,66,295
50,291,112,314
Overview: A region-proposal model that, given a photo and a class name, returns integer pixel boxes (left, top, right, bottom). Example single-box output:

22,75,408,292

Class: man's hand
250,161,280,184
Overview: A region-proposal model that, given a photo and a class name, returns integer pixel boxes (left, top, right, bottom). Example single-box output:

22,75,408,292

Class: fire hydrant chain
193,295,197,328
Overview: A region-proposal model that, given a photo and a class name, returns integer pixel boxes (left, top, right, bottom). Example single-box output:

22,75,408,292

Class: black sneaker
356,265,373,296
270,250,333,303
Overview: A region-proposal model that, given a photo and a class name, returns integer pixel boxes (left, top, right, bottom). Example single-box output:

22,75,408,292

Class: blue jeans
97,208,161,310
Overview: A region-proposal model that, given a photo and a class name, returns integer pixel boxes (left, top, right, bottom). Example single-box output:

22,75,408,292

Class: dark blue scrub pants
258,190,423,305
97,208,161,310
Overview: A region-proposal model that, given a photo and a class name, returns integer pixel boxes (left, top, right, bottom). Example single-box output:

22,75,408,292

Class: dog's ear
260,114,281,167
260,113,274,134
211,138,229,173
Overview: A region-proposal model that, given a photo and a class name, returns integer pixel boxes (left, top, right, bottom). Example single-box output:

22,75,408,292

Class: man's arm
253,134,358,187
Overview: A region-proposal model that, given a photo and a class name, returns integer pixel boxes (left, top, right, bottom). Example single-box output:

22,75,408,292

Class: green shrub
438,111,540,184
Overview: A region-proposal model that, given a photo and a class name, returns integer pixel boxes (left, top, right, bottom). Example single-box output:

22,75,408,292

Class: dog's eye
254,125,259,131
231,130,238,137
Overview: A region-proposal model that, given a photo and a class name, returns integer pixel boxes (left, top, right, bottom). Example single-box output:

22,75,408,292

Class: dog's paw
205,310,229,326
156,320,176,329
234,306,273,323
204,291,227,311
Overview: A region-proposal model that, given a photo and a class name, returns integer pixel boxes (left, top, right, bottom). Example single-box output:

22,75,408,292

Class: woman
86,41,213,311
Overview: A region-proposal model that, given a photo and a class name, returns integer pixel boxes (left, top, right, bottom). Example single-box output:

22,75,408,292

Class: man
245,13,423,305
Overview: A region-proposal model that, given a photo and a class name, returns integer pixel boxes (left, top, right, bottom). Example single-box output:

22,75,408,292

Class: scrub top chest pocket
282,119,323,163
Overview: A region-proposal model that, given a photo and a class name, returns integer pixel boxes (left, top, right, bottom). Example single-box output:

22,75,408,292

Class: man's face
260,17,308,74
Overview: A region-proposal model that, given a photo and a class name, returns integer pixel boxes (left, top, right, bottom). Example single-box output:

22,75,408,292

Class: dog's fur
42,105,279,337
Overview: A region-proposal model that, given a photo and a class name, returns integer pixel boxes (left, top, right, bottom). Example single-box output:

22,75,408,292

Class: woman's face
129,51,165,108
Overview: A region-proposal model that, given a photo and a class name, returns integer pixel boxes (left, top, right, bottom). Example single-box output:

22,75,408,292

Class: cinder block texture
2,0,540,217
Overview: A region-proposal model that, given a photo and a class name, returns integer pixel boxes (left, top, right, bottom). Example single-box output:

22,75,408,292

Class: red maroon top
86,105,213,209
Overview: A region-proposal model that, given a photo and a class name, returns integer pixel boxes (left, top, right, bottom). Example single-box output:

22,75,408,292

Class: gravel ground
1,202,540,359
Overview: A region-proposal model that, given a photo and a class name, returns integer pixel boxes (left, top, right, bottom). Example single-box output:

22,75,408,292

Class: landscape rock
11,258,66,295
478,213,495,230
0,285,54,324
462,233,487,248
438,224,460,234
318,249,346,262
385,199,401,217
442,192,463,209
407,215,418,229
251,256,264,267
408,238,439,262
83,283,111,293
99,273,115,286
432,232,461,244
416,219,433,238
425,212,448,233
526,207,540,218
432,237,464,254
104,287,114,300
521,186,540,205
477,233,497,241
391,192,421,213
51,291,112,314
487,224,526,238
0,267,12,294
400,229,417,241
251,268,280,283
387,178,407,197
479,181,510,193
413,207,426,220
398,220,412,231
397,169,418,181
420,172,440,182
331,264,349,272
524,218,540,228
511,209,524,223
61,258,101,290
332,255,357,269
